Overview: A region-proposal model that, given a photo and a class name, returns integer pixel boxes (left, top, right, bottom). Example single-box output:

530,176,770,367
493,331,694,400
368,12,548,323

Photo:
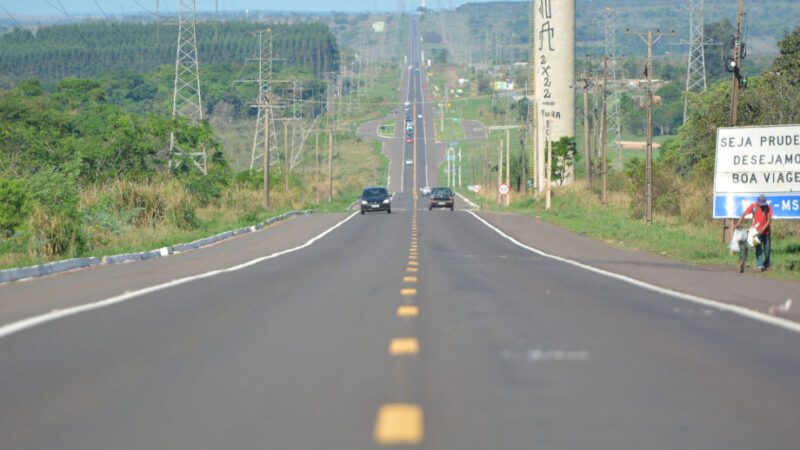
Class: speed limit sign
473,184,482,193
498,184,510,196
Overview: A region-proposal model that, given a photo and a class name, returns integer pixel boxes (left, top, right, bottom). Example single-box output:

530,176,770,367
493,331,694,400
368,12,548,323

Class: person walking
734,194,773,271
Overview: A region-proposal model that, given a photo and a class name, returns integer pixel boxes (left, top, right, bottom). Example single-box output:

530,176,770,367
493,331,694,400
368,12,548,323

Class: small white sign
498,184,510,195
473,184,482,193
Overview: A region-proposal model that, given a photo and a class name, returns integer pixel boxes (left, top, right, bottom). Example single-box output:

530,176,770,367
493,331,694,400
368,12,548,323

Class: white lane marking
0,212,360,339
467,211,800,334
456,193,479,209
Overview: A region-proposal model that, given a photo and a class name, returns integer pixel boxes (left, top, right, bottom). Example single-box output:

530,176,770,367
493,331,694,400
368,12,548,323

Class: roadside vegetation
0,16,401,270
420,8,800,278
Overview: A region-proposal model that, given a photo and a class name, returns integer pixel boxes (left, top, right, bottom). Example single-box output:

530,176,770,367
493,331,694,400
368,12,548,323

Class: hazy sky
1,0,483,16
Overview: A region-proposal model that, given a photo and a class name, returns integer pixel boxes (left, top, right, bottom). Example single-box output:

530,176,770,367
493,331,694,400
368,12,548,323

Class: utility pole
284,121,289,193
724,0,745,241
592,71,600,179
579,67,592,184
168,0,207,174
315,133,320,203
545,129,552,210
497,140,503,206
626,27,675,225
328,125,333,202
263,93,270,209
601,55,609,208
505,128,510,206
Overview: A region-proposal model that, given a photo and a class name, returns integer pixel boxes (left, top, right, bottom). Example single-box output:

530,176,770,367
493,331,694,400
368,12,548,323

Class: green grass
459,186,800,281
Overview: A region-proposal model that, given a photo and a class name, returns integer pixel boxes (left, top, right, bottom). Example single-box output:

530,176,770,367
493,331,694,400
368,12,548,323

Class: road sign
449,142,458,146
498,184,510,196
713,124,800,218
474,184,482,193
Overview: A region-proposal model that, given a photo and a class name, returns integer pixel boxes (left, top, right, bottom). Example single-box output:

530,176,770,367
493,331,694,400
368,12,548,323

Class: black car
429,187,455,211
360,187,391,214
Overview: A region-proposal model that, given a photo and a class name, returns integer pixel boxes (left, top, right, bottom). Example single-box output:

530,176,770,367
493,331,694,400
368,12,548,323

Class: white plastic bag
746,227,761,248
729,229,741,252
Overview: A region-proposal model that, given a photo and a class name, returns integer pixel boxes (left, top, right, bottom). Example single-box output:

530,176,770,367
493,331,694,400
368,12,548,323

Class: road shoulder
0,213,352,328
476,211,799,324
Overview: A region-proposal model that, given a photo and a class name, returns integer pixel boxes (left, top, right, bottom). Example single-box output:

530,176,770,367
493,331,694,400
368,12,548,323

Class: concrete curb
0,210,318,284
456,193,480,209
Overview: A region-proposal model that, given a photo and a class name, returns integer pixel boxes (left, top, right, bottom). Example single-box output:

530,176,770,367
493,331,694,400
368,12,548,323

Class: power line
0,1,24,28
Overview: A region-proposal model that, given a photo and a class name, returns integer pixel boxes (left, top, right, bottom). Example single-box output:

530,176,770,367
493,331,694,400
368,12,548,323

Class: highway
0,17,798,450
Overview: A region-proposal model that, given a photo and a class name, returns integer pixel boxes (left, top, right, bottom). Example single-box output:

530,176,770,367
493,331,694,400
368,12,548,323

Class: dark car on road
429,187,455,211
361,187,391,214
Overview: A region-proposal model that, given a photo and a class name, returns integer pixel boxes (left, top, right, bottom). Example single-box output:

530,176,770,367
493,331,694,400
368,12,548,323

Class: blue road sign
713,194,800,219
449,142,458,146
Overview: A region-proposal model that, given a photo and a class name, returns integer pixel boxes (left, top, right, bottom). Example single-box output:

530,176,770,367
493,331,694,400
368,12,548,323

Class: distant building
372,21,385,33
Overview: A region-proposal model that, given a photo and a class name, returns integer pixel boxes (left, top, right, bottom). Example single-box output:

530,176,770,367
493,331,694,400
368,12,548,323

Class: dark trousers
756,233,771,269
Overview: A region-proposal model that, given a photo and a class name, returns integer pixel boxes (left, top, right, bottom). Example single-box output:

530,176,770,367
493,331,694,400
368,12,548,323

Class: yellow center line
389,338,419,355
408,261,419,266
374,404,424,445
409,255,418,260
403,276,418,283
406,267,418,273
401,288,417,295
397,305,419,317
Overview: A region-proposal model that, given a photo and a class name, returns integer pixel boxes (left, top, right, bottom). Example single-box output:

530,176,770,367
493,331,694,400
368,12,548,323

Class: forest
0,21,339,84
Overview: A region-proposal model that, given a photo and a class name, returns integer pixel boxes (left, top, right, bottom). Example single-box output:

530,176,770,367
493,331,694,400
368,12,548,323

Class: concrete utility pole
497,140,503,206
626,27,675,225
328,125,333,202
601,55,609,208
505,128,510,206
284,121,289,193
724,0,745,241
580,68,592,185
315,133,320,203
546,130,552,210
263,93,270,209
593,71,600,178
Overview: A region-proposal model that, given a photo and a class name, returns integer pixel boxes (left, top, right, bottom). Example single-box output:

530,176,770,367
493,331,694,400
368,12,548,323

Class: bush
0,178,28,236
112,179,198,230
27,204,87,259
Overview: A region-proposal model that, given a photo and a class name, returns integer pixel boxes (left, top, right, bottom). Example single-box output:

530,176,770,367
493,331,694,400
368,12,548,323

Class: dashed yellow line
374,404,424,445
397,305,419,317
406,267,418,273
389,338,419,355
403,276,418,283
408,261,418,266
401,288,417,295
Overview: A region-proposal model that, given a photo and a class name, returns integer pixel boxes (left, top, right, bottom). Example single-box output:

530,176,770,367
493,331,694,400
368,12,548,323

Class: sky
0,0,485,16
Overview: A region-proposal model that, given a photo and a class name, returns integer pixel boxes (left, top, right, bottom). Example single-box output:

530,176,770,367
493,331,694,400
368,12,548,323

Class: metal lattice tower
249,29,278,170
169,0,207,174
604,8,623,171
398,0,405,13
684,0,707,124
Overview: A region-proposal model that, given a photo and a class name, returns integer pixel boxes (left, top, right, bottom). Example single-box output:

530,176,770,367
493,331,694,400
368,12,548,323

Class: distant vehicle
429,186,455,211
417,114,423,119
406,158,414,165
361,187,391,214
405,137,413,143
423,84,427,88
420,186,432,195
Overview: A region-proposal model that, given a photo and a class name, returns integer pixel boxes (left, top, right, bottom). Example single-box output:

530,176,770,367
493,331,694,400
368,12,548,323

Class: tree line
0,21,339,84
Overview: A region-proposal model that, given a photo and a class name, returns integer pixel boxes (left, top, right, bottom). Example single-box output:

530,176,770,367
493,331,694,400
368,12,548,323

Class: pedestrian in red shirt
734,194,773,271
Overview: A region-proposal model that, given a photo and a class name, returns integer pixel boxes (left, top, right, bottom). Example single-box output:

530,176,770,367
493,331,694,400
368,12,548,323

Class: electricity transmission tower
684,0,707,124
169,0,207,174
604,8,623,171
249,29,280,171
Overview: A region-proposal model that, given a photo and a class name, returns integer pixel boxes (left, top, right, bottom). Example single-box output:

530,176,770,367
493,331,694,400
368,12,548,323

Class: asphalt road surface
0,17,798,450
